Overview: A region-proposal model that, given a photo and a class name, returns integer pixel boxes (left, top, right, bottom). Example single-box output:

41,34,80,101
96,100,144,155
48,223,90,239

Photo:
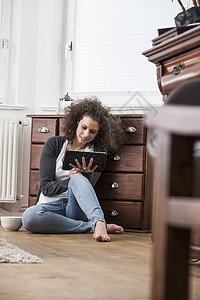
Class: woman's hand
69,156,98,173
69,166,83,178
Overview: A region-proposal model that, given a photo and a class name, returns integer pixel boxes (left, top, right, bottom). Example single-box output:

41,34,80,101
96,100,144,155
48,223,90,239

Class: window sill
40,106,66,114
0,104,25,110
40,106,57,111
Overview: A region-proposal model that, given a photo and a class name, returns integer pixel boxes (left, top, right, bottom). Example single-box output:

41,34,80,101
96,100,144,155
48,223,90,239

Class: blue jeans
22,174,106,234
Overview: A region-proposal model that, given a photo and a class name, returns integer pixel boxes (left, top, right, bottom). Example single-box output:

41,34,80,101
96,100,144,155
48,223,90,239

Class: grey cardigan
36,136,101,204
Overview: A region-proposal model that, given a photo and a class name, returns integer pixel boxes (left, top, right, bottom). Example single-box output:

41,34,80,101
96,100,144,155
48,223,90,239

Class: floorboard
0,227,199,300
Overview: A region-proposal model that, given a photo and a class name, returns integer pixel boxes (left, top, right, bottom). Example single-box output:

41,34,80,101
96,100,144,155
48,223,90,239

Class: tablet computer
62,150,107,172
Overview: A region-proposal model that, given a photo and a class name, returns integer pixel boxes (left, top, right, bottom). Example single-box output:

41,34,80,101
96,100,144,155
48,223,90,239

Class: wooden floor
0,227,200,300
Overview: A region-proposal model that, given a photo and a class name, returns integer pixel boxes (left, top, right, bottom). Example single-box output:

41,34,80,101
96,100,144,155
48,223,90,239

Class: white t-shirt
37,140,93,205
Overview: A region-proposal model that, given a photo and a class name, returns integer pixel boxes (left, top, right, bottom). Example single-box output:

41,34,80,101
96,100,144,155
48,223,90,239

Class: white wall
0,0,65,214
0,0,182,213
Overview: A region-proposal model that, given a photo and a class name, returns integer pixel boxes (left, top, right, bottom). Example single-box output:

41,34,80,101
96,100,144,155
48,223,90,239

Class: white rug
0,238,43,264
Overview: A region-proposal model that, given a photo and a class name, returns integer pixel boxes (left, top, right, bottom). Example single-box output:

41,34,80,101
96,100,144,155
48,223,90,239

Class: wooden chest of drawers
27,114,153,232
142,26,200,98
143,25,200,250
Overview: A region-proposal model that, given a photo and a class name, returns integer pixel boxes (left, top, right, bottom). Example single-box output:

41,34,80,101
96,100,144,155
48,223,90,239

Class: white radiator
0,118,21,202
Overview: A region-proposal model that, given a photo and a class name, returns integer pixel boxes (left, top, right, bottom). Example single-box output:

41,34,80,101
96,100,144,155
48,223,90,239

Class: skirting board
0,208,11,216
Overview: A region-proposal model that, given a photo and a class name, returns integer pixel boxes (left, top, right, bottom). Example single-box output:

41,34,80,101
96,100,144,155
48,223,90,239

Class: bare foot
107,224,124,234
93,221,111,242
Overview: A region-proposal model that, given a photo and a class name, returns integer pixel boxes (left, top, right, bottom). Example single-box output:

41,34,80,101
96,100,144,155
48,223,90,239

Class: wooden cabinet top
27,114,145,119
142,25,200,64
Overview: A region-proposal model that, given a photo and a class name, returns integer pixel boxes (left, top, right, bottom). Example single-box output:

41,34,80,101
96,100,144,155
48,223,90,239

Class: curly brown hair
63,97,126,156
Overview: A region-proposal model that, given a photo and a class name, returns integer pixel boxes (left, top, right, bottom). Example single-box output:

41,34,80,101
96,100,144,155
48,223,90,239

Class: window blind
73,0,181,95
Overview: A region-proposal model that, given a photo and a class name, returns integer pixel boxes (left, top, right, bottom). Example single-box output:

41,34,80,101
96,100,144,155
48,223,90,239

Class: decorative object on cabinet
172,0,200,27
143,26,200,252
59,93,73,112
27,114,153,232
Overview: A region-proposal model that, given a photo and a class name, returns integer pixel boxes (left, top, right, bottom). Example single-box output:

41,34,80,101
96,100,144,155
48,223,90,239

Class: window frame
0,0,11,104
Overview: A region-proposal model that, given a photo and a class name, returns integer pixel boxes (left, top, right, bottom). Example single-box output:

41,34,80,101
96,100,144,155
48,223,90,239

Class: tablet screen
62,150,107,172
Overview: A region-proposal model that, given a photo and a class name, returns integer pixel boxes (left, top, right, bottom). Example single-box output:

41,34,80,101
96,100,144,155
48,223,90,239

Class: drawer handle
107,182,119,189
173,63,185,75
125,126,137,133
38,127,50,133
107,210,119,217
113,155,120,161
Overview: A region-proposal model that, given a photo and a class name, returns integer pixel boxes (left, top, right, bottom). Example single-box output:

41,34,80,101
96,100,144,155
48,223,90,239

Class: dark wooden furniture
143,25,200,251
143,25,200,99
27,114,153,232
146,106,200,300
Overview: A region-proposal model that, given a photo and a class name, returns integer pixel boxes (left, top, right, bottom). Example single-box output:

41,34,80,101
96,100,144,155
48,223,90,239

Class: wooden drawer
29,196,37,207
29,170,40,195
121,118,145,144
104,145,145,172
29,171,144,200
159,47,200,95
31,119,57,143
100,200,142,229
30,144,44,169
95,173,144,200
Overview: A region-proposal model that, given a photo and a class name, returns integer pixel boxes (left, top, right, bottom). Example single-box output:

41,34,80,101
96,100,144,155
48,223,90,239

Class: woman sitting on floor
22,97,126,242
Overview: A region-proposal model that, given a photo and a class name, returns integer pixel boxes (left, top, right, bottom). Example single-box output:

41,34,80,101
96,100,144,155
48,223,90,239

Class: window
64,0,181,107
0,0,11,104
